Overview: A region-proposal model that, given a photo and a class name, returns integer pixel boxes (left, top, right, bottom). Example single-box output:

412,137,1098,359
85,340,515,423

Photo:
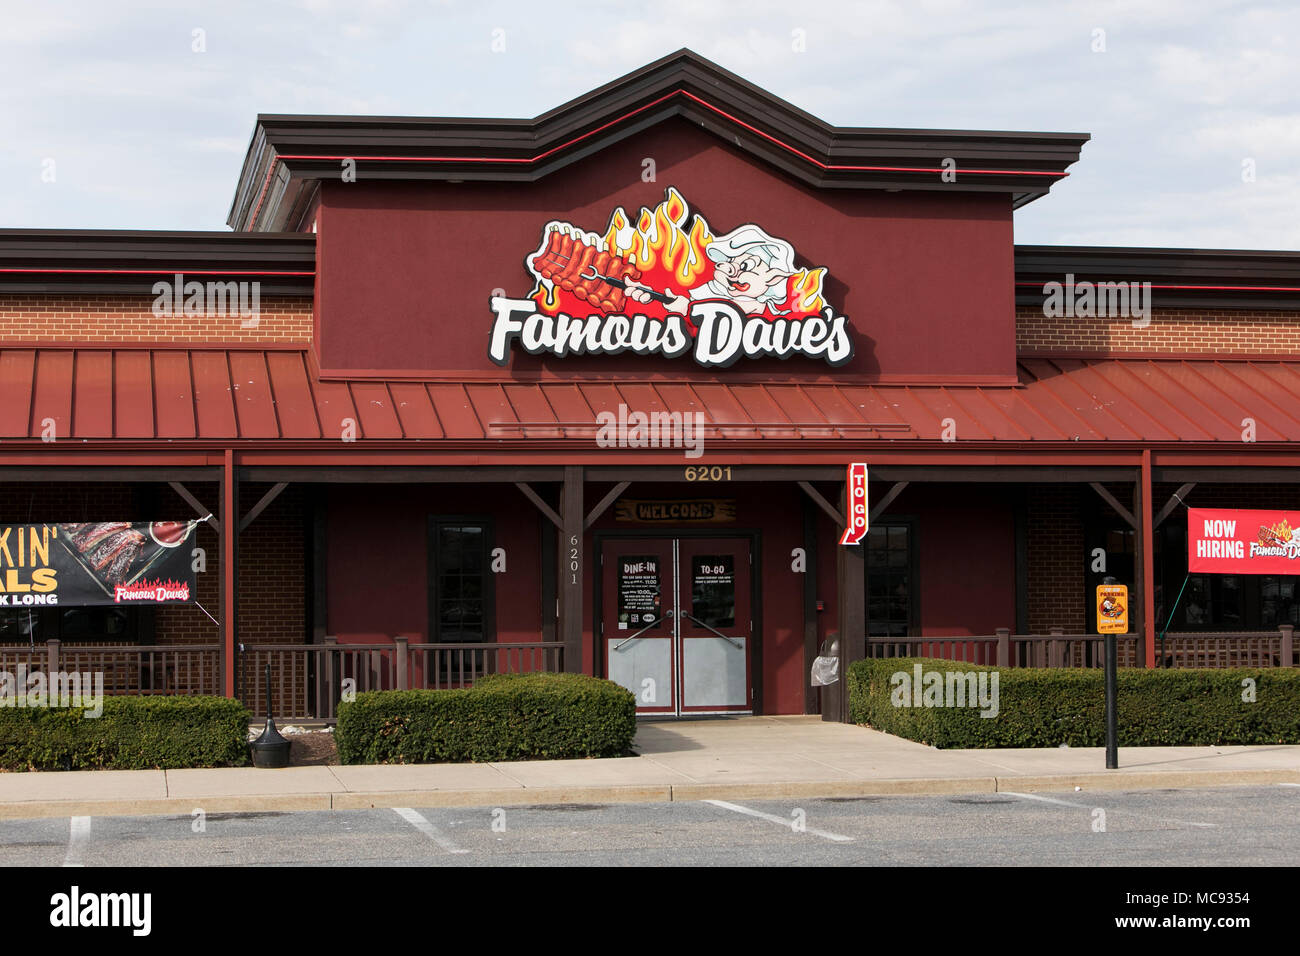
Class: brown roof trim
1014,245,1300,309
0,230,315,293
229,49,1089,231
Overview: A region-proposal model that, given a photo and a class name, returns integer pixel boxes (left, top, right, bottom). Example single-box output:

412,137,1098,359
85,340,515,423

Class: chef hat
706,225,796,273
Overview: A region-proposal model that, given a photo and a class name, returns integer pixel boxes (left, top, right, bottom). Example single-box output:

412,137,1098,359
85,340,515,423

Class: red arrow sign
839,462,868,545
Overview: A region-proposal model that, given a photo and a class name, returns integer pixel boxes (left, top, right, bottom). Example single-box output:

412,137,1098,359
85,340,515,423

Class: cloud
0,0,1294,248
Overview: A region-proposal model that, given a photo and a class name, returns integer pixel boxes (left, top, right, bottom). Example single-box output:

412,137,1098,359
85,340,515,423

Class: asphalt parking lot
6,785,1298,867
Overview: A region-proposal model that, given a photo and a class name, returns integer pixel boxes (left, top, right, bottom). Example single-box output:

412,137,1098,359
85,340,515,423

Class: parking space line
63,816,90,867
1002,791,1092,809
703,800,853,843
392,807,469,854
1003,791,1216,827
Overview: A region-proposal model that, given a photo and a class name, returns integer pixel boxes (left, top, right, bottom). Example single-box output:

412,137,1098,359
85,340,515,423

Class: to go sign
840,463,869,546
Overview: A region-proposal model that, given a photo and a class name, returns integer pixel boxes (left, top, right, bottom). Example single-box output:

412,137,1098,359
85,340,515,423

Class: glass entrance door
602,537,753,717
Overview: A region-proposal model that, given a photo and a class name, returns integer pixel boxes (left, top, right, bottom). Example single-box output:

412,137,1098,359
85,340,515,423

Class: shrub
336,672,637,764
847,657,1300,748
0,695,251,770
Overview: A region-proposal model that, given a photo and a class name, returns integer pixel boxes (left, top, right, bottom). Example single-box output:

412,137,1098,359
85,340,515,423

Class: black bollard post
251,660,291,768
1104,633,1118,769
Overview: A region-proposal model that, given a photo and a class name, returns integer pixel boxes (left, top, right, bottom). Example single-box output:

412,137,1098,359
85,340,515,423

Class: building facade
3,51,1299,721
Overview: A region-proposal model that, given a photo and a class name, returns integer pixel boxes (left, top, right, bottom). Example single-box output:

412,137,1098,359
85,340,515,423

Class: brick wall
10,295,1293,355
1026,484,1086,632
1017,305,1300,355
0,294,311,344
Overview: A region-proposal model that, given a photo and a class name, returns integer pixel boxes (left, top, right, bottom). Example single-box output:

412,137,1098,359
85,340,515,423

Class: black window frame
426,515,496,644
865,516,921,638
0,605,149,645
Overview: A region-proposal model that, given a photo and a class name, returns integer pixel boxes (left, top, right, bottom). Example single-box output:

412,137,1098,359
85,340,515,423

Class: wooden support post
238,481,288,533
323,635,338,719
834,481,866,722
1139,451,1156,669
1089,482,1137,529
559,466,584,674
311,488,327,644
1280,624,1294,668
996,628,1010,667
802,496,819,715
1049,626,1065,668
46,638,60,677
221,449,238,698
394,636,408,690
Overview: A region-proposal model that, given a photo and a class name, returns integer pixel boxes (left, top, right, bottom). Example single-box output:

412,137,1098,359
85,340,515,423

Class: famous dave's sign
1188,508,1300,574
0,521,199,608
488,188,854,368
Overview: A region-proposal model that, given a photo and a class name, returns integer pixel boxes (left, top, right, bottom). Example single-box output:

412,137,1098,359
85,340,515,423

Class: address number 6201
684,466,733,481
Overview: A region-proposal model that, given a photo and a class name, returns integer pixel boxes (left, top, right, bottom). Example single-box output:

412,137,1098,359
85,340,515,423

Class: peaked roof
228,49,1089,231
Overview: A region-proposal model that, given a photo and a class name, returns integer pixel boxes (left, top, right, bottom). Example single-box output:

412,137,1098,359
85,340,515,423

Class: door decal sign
487,187,854,368
840,463,869,545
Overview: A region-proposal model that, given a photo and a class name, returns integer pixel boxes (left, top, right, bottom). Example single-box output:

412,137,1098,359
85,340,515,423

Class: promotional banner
0,521,199,608
1187,508,1300,574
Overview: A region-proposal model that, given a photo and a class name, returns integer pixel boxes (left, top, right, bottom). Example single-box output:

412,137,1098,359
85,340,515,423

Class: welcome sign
488,187,854,368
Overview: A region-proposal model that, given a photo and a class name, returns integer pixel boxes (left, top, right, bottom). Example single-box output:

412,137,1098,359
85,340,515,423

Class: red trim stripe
0,268,314,277
249,89,1068,227
1017,281,1300,292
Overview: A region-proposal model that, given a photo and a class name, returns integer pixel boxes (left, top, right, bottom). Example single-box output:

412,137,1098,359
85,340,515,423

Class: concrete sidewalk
2,716,1298,818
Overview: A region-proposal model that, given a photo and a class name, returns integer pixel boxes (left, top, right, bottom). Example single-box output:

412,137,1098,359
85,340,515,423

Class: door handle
680,612,743,648
613,616,664,650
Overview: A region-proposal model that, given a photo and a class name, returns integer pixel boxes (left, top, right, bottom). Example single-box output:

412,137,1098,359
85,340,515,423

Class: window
0,606,141,644
427,519,494,643
866,520,918,637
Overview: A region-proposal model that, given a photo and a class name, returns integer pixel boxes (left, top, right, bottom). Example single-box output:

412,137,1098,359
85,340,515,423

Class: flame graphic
525,187,831,323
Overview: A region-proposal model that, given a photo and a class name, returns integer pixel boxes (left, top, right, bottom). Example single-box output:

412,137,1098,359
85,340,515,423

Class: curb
1,768,1296,818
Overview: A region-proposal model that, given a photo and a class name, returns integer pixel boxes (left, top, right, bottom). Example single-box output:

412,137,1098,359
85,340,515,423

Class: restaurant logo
487,187,854,367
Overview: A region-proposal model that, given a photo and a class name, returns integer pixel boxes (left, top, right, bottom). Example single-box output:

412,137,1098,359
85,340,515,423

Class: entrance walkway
0,716,1296,818
633,715,1300,792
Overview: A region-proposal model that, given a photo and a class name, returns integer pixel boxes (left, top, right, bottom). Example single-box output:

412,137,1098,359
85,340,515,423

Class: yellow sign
1096,584,1129,633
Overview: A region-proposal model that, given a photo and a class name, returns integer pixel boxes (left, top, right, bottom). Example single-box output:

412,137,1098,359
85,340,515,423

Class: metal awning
1,348,1298,444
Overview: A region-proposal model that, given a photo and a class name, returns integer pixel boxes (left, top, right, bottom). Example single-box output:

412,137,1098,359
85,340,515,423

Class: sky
1,0,1297,250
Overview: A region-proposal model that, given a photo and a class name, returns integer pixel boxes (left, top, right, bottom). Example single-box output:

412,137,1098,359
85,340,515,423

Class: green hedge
0,695,251,771
848,657,1300,748
336,672,637,764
